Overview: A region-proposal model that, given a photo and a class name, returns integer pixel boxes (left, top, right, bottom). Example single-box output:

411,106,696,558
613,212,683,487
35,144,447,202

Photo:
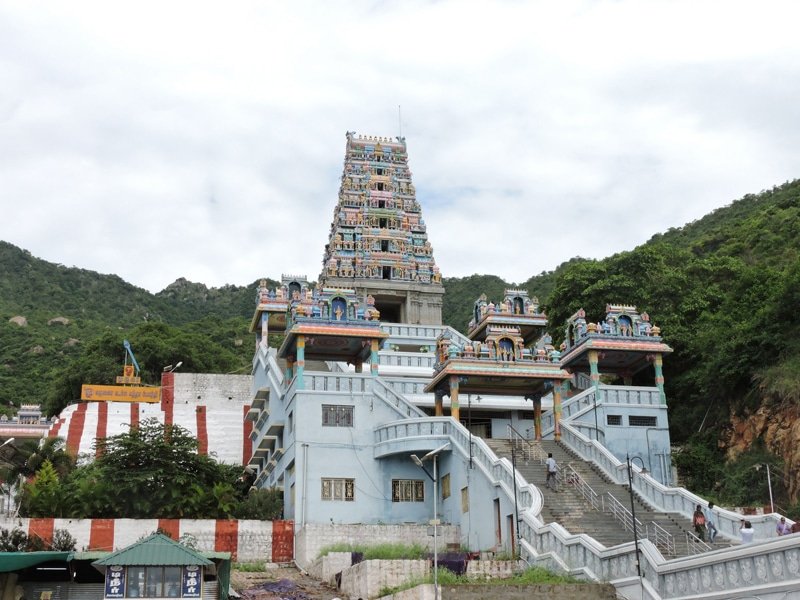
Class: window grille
607,415,622,425
392,479,425,502
628,415,657,427
322,405,354,427
321,478,355,501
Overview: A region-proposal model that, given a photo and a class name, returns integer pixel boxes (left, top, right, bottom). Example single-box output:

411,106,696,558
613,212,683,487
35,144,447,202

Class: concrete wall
339,559,428,600
306,551,353,584
0,516,282,562
49,373,254,465
294,523,460,568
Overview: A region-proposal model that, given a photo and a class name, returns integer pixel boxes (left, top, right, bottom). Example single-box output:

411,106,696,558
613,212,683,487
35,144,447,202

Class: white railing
684,530,712,555
647,521,676,557
507,424,548,464
605,491,644,535
558,418,791,542
564,464,601,512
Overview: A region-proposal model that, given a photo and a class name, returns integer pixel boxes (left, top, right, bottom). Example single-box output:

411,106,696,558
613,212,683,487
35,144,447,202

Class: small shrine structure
277,285,387,388
425,289,570,439
560,304,672,404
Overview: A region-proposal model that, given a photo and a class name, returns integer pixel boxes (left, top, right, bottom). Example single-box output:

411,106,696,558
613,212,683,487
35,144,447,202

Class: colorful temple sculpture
319,132,444,325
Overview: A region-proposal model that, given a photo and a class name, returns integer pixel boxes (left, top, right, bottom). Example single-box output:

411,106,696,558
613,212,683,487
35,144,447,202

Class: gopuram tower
319,132,444,325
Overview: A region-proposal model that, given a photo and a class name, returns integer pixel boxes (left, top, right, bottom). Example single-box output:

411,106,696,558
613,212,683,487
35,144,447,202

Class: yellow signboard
81,385,161,403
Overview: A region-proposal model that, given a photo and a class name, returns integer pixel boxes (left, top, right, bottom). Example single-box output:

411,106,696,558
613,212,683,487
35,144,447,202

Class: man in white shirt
704,502,718,543
545,453,557,490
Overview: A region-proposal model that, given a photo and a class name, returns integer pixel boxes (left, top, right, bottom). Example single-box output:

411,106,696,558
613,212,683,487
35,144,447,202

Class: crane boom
123,339,141,376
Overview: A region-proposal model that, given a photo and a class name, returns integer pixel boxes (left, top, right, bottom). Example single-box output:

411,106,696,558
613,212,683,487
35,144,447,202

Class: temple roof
559,305,673,375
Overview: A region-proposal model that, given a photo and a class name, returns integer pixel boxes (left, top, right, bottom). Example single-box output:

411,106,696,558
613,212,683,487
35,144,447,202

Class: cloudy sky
2,1,798,294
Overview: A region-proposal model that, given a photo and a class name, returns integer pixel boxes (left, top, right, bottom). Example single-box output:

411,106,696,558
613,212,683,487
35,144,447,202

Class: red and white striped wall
3,517,293,563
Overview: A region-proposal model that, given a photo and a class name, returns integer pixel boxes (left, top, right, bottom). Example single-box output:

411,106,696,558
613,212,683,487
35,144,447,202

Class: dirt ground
231,563,343,600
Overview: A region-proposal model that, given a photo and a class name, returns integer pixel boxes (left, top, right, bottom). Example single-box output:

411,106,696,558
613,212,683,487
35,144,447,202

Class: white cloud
1,0,798,293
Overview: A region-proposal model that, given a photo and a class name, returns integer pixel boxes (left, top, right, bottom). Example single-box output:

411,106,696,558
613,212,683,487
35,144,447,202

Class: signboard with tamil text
105,566,125,598
182,565,202,597
81,385,161,403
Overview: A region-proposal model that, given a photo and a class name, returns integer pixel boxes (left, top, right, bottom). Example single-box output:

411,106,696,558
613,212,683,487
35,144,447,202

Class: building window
441,473,451,499
628,415,657,427
126,566,182,597
461,487,469,513
607,415,622,426
322,405,354,427
392,479,425,502
321,478,355,501
288,411,294,433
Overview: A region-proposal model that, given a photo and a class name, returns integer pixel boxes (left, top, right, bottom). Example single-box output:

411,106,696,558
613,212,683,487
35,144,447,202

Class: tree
19,460,62,517
87,419,247,518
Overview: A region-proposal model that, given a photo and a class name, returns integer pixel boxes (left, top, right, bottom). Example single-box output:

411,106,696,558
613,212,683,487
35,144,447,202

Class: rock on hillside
8,316,27,326
726,402,800,502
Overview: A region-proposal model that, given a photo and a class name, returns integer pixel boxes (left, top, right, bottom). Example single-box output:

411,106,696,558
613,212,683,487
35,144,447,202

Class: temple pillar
285,356,294,382
370,339,380,376
552,380,563,442
434,389,444,417
260,314,269,348
449,374,460,421
653,354,666,405
588,350,601,393
587,350,604,440
533,396,542,441
296,336,305,390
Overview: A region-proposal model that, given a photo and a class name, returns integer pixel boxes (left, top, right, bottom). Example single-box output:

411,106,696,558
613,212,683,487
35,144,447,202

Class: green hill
1,179,798,445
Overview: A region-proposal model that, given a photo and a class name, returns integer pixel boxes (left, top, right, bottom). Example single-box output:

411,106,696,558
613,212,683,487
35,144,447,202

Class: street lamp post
411,443,450,600
627,454,645,578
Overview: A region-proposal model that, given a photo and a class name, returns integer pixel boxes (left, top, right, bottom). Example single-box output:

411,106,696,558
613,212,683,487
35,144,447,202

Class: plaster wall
279,383,437,526
576,402,671,485
294,523,460,568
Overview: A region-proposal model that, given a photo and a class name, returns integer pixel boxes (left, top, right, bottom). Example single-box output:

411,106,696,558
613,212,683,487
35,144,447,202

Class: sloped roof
93,533,212,567
0,552,72,572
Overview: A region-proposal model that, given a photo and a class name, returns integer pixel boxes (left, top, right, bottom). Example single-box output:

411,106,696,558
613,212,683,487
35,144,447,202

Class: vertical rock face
319,132,444,325
726,402,800,501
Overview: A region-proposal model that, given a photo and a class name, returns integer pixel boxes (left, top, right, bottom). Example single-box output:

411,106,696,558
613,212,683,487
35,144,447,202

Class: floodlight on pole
410,443,450,600
0,438,15,449
163,361,183,373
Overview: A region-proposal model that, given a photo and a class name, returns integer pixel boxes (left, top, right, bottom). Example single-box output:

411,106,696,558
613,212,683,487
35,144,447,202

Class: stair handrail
604,491,644,535
564,464,601,511
685,530,713,555
646,520,676,556
506,424,547,464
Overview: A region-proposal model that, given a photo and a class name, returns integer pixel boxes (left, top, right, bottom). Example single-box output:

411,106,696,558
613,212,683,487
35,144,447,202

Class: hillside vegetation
1,180,799,507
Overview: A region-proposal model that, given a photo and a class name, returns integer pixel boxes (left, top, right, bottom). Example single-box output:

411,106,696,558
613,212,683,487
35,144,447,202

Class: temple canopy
559,304,673,377
278,286,387,365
